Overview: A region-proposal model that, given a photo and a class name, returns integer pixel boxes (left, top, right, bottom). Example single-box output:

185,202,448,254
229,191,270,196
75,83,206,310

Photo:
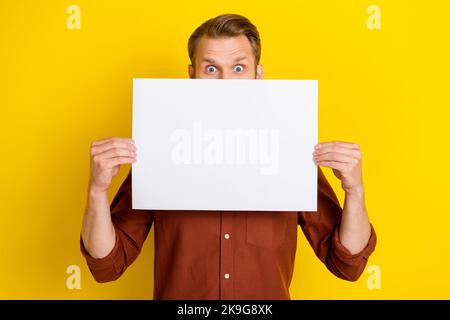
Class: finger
314,146,361,159
91,139,136,155
91,137,115,146
315,160,348,171
315,141,360,151
314,143,361,157
314,151,359,164
108,156,137,167
94,147,136,159
91,137,134,147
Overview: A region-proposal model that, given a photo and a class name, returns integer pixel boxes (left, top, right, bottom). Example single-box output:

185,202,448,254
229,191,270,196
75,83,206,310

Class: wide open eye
206,65,218,73
233,65,244,72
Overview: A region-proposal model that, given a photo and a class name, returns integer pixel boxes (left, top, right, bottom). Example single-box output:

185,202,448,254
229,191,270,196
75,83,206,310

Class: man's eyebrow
200,56,250,64
200,58,217,64
233,56,249,63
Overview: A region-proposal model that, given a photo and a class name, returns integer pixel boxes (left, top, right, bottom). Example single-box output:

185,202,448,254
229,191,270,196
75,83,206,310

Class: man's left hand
313,141,363,194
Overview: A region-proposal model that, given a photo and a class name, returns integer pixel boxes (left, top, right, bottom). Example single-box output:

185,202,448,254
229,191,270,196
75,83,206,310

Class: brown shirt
80,167,376,300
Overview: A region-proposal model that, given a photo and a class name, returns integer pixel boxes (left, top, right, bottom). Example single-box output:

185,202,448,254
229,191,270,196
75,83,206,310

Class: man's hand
312,140,371,255
82,137,136,259
89,137,137,194
312,141,363,194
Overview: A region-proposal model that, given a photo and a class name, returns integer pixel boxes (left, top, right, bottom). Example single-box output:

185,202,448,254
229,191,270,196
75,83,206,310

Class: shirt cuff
79,232,120,270
331,223,377,263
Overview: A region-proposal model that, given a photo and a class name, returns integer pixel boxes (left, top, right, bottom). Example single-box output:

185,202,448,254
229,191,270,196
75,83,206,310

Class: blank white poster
132,78,317,211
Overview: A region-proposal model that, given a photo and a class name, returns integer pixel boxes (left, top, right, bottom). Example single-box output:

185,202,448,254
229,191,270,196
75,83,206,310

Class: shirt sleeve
80,168,154,283
298,167,377,281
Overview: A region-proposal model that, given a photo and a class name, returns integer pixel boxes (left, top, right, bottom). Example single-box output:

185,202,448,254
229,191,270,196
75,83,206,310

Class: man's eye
233,65,244,72
206,66,217,73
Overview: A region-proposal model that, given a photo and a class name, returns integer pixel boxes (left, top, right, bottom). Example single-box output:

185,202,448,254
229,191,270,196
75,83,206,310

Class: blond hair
188,14,261,67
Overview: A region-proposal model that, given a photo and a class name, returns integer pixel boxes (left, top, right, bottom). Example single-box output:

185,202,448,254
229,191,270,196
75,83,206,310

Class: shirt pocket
245,212,289,249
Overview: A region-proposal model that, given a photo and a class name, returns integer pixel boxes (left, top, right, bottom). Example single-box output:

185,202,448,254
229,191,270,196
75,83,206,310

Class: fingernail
131,139,135,144
315,144,320,149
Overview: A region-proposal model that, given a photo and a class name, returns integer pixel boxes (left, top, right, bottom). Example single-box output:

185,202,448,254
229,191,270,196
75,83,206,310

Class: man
81,13,376,299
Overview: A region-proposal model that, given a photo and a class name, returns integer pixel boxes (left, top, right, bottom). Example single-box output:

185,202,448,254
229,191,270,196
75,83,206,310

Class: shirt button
224,273,230,279
224,233,230,240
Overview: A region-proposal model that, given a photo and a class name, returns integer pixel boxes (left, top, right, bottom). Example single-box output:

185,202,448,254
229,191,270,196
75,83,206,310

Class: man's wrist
88,185,108,198
344,184,365,198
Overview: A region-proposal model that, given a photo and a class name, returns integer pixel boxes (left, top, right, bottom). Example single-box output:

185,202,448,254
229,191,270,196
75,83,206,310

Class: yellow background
1,0,449,299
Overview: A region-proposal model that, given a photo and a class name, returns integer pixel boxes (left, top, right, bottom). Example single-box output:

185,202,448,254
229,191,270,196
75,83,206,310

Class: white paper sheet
132,78,317,211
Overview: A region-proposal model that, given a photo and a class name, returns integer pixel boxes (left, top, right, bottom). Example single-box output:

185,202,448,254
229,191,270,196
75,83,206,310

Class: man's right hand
88,137,137,194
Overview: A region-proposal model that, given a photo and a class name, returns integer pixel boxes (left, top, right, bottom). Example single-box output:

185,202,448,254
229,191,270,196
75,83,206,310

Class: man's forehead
195,35,254,64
